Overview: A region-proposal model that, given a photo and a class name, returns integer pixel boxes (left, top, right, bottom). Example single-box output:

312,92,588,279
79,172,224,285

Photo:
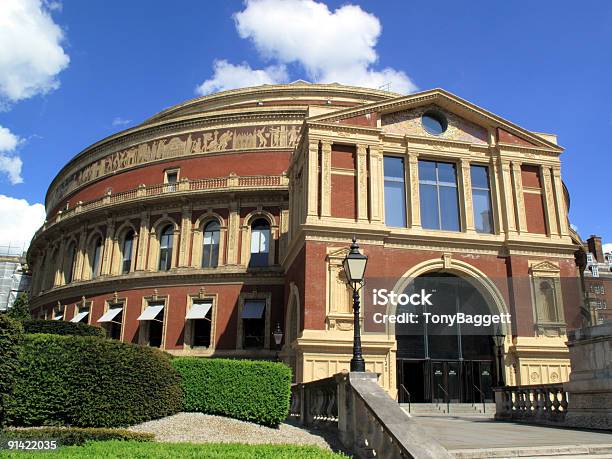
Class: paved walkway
414,414,612,451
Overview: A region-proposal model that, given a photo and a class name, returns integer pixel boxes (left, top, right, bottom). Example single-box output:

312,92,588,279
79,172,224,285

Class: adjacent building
27,83,584,402
583,235,612,324
0,242,31,312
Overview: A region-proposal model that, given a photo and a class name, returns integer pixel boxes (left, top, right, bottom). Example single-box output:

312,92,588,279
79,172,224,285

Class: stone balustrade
35,174,289,239
290,372,451,459
494,383,568,424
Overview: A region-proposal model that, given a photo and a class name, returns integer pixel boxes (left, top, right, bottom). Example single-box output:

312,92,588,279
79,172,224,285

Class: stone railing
290,372,451,459
290,376,338,424
35,174,288,239
494,383,568,425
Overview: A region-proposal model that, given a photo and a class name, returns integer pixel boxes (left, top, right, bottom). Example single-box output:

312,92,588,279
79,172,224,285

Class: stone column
499,159,517,235
368,145,383,223
306,140,320,218
74,225,88,281
407,151,421,229
459,158,475,233
540,165,559,237
178,205,192,267
356,144,368,222
552,167,570,237
511,161,527,233
53,239,66,286
489,157,503,235
226,202,240,265
321,141,332,217
101,218,115,275
135,211,150,271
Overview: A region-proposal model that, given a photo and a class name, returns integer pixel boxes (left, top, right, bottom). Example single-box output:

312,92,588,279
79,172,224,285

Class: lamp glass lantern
342,239,368,285
492,327,505,348
273,322,284,346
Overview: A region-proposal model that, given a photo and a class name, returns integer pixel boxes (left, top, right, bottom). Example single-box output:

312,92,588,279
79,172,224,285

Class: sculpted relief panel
381,105,488,145
49,124,300,211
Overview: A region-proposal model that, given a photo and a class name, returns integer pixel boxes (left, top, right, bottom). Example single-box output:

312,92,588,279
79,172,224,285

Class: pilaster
101,218,115,275
499,160,517,235
368,145,383,223
511,161,527,233
178,205,192,267
135,211,150,271
307,140,320,218
541,166,559,237
460,158,475,233
552,168,570,236
321,141,332,217
356,144,368,221
227,202,240,264
407,149,421,229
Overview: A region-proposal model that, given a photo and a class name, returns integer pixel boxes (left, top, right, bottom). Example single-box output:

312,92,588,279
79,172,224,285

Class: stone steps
400,402,496,416
449,444,612,458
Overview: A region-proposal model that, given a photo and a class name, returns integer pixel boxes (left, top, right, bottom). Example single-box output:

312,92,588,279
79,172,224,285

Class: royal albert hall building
27,82,584,402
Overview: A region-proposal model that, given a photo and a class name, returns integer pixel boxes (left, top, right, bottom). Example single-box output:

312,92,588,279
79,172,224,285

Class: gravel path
129,413,341,451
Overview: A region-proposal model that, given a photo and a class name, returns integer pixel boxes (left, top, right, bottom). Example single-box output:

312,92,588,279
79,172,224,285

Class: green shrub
0,441,347,458
6,334,183,428
21,319,105,338
172,358,291,427
5,293,31,322
0,427,153,446
0,316,22,427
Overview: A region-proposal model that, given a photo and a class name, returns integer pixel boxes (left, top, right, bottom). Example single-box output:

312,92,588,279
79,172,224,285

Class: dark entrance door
395,273,499,404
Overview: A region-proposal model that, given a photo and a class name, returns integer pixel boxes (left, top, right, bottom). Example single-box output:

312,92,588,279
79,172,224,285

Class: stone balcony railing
494,383,569,425
35,174,289,239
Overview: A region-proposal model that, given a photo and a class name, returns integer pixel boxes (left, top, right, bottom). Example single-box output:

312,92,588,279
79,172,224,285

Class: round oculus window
421,111,448,136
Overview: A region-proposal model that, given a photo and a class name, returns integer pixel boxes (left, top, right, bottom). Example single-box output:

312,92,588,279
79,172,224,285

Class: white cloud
0,0,70,104
0,125,23,184
603,243,612,255
232,0,417,93
196,60,288,95
111,117,132,127
0,195,45,249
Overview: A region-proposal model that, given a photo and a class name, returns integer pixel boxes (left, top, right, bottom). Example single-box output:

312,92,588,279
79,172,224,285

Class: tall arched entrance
395,272,500,404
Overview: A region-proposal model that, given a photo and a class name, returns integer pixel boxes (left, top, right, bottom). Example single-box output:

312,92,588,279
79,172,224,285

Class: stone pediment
307,88,563,152
530,261,561,274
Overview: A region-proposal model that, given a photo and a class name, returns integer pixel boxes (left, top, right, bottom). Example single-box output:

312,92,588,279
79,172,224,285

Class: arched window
158,225,173,271
202,221,220,268
65,242,76,283
249,218,270,267
121,230,135,274
91,237,103,278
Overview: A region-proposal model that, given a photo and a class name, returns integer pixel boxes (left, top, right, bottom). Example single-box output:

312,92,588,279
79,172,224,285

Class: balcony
35,174,289,240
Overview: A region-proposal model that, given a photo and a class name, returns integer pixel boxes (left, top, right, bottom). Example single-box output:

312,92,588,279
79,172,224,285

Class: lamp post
492,326,506,387
273,322,284,362
342,236,368,372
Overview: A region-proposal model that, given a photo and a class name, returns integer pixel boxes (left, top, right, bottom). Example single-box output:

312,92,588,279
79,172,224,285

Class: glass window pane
470,165,489,189
384,156,405,179
437,162,457,186
439,186,460,231
418,160,436,182
419,184,439,229
473,189,493,233
384,181,407,227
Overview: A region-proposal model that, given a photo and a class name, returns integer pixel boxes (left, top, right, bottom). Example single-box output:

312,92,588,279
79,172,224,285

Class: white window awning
137,305,164,321
98,307,122,323
70,311,89,323
52,315,63,321
186,302,212,320
242,300,265,319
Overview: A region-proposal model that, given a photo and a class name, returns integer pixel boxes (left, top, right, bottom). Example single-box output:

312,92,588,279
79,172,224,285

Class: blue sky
0,0,610,250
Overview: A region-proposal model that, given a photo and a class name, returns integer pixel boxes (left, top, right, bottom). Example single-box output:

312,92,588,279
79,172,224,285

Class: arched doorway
395,273,499,404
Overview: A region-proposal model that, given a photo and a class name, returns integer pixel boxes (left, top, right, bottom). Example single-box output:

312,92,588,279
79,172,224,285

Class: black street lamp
273,322,284,362
492,326,506,387
342,236,368,372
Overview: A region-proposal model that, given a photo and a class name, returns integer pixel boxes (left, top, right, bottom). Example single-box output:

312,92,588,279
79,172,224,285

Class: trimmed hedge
172,358,292,427
0,316,22,427
0,427,153,446
21,319,105,338
6,334,183,428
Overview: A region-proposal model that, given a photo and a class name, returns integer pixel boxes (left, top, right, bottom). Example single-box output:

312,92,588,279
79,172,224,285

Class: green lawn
0,440,348,458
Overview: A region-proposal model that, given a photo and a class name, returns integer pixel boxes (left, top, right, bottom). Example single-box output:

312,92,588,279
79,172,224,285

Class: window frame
470,163,495,234
184,292,218,353
201,220,221,268
383,155,407,228
236,291,272,351
139,295,168,348
418,159,461,232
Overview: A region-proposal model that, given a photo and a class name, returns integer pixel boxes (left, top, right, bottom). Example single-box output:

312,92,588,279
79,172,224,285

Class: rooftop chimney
587,235,604,263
